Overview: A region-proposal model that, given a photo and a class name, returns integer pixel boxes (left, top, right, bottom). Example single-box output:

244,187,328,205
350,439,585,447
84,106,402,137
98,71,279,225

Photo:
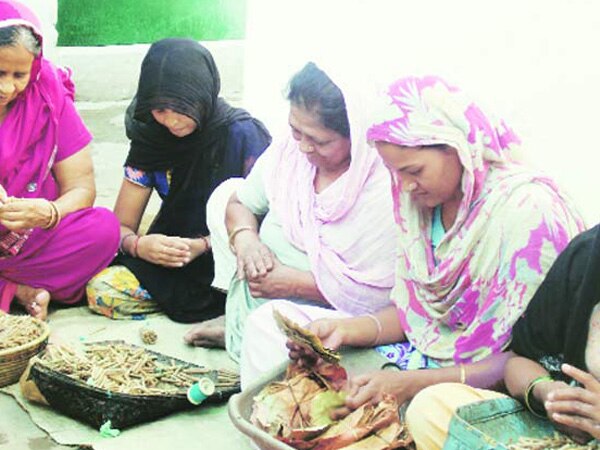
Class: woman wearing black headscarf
86,38,271,323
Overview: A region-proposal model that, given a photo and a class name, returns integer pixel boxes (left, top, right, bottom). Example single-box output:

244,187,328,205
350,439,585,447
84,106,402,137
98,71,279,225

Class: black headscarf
118,38,271,323
511,224,600,373
124,38,254,237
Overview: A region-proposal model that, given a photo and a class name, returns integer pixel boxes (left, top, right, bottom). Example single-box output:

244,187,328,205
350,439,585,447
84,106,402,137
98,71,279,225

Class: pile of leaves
251,363,413,450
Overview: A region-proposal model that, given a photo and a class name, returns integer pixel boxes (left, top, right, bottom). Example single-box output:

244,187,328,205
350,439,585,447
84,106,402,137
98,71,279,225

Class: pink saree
0,1,119,312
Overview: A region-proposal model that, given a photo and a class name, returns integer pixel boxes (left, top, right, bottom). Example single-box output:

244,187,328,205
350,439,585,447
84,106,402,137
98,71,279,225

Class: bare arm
225,192,261,246
294,305,405,352
285,269,326,301
113,178,152,236
226,192,271,279
113,178,204,266
0,147,96,230
246,258,328,303
227,192,326,302
52,146,96,215
336,305,406,348
505,355,556,403
341,351,513,411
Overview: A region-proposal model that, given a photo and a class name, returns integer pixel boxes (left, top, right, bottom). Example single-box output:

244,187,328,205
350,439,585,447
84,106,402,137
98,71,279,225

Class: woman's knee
86,266,157,319
90,207,120,239
406,383,487,450
406,384,448,431
244,301,276,337
82,207,120,255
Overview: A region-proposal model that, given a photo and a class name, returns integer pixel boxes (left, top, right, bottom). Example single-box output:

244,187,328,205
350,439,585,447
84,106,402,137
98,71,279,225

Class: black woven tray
29,340,240,429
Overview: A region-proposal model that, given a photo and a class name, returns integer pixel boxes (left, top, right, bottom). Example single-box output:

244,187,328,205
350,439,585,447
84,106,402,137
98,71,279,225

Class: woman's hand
246,257,298,299
544,364,600,443
0,198,53,231
234,231,274,280
287,318,350,367
136,234,192,267
180,237,210,262
333,370,421,418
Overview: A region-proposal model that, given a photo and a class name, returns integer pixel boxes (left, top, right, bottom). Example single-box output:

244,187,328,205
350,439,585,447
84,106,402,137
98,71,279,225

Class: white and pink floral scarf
367,76,585,364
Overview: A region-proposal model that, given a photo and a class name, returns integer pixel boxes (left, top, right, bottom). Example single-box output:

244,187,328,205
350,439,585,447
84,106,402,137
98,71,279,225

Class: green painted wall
57,0,247,46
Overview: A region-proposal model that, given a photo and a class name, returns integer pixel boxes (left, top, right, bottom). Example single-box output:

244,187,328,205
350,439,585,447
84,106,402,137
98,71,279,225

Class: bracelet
365,314,383,346
120,232,136,254
41,200,61,230
524,375,553,418
228,225,255,253
459,364,467,384
199,235,211,252
49,201,61,229
41,200,55,229
132,235,141,258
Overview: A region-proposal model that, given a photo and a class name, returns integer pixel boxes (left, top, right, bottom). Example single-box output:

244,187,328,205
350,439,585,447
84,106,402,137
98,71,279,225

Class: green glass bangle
524,375,553,419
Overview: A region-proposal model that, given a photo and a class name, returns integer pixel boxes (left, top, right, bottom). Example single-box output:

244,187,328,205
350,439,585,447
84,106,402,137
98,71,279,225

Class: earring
405,182,417,192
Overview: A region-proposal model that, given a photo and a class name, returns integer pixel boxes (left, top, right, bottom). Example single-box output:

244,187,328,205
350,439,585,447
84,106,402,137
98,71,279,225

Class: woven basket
29,340,240,429
0,313,50,388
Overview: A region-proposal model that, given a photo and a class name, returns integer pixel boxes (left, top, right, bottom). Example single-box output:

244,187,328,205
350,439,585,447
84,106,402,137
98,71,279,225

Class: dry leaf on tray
273,309,341,365
252,363,413,450
251,363,348,436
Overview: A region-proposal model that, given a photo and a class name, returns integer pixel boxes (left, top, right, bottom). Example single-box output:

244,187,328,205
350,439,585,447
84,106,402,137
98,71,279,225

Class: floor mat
0,306,250,450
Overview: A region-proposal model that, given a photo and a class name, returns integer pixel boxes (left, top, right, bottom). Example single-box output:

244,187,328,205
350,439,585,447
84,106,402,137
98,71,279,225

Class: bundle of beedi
21,340,240,429
250,311,413,450
0,312,49,387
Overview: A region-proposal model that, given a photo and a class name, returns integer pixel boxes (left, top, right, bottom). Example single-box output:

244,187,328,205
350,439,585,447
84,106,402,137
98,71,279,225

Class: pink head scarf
0,0,75,200
367,76,584,364
261,62,396,314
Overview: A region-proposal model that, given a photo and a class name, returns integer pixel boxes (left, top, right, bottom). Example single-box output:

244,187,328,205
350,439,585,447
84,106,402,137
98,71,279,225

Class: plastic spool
187,377,216,405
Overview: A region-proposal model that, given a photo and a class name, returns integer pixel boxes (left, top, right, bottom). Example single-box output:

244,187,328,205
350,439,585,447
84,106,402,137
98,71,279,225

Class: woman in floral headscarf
287,76,584,411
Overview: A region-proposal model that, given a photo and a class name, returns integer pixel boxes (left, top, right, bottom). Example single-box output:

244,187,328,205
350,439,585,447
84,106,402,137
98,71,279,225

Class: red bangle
199,235,211,252
132,235,141,258
120,233,136,254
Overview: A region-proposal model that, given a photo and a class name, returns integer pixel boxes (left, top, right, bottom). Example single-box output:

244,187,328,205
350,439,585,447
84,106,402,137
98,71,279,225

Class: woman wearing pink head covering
289,76,584,412
185,62,397,386
0,1,119,320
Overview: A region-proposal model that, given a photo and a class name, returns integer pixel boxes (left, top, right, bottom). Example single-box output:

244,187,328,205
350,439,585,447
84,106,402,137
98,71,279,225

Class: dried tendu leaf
251,363,413,450
273,309,341,365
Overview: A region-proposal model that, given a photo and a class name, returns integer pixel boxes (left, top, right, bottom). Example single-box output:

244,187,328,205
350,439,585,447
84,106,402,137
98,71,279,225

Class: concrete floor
0,398,70,450
0,42,245,450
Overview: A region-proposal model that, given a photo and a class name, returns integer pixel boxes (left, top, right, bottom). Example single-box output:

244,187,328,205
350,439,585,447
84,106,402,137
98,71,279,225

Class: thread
187,377,216,405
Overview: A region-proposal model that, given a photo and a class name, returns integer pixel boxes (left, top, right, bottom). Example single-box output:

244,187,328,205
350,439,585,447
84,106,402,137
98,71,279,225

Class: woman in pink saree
0,1,119,320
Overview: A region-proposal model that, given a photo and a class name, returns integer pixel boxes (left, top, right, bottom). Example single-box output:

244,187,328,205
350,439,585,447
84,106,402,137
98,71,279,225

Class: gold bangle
228,225,255,253
459,364,466,384
50,202,62,228
41,200,55,229
50,201,61,229
524,375,553,418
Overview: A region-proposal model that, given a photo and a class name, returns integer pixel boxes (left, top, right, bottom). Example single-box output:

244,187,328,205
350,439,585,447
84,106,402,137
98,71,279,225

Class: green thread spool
187,377,215,405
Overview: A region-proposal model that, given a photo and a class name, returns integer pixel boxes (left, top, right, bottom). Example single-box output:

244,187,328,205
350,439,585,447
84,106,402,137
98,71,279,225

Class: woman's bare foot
15,285,50,320
184,315,226,348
